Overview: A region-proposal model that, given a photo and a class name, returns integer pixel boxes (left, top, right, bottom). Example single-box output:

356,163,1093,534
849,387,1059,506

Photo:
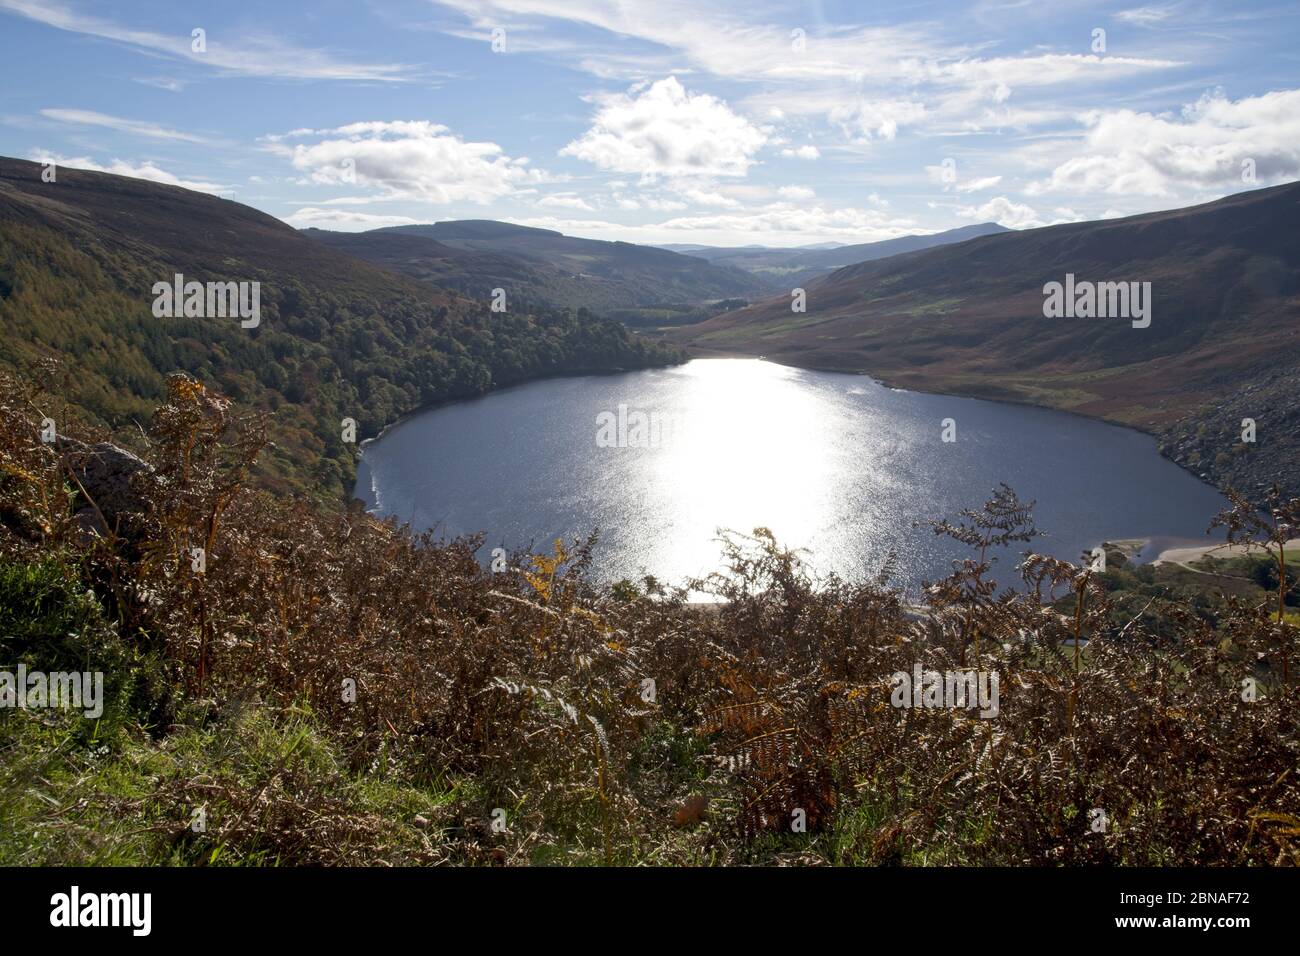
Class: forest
0,214,682,499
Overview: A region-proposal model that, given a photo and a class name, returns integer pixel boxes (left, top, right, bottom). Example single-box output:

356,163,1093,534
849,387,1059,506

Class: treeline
0,218,683,498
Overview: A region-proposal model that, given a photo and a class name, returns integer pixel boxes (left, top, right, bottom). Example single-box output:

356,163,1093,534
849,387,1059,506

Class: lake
355,358,1228,594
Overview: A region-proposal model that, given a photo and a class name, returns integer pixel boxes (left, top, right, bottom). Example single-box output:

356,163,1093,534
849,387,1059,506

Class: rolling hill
304,219,772,318
0,157,681,497
671,183,1300,497
667,223,1010,286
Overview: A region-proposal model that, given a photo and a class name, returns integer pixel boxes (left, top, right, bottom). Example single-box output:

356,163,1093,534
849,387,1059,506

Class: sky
1,0,1297,247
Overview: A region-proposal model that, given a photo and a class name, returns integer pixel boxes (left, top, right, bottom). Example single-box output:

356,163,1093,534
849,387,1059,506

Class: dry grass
1,368,1297,866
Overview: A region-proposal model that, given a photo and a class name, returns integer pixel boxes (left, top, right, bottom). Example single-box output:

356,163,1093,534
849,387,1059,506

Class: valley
2,0,1298,885
667,183,1300,499
0,157,683,498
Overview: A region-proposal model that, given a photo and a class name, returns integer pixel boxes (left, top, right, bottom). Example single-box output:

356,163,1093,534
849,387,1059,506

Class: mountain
304,219,772,319
668,223,1011,285
0,157,680,497
656,240,844,254
671,183,1300,497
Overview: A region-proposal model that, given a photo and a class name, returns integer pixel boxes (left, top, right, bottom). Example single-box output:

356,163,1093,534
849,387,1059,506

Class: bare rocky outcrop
1158,365,1300,500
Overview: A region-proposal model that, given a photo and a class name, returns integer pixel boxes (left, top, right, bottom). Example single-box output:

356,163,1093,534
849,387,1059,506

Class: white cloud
1025,89,1300,198
132,77,187,93
267,120,547,204
1115,4,1181,25
954,195,1083,230
643,197,687,211
0,0,412,81
505,204,923,247
924,166,1001,193
1028,153,1169,198
285,207,423,231
668,181,743,208
303,195,409,206
537,192,593,210
612,189,688,212
921,53,1180,94
561,76,768,179
777,185,815,200
954,175,1002,193
28,151,229,194
651,203,920,243
40,108,208,143
959,196,1040,229
780,145,820,160
434,1,1179,145
829,98,927,141
433,0,940,85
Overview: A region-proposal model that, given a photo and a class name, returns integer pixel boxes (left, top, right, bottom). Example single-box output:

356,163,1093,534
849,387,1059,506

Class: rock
57,438,153,533
0,502,48,541
71,506,108,545
1102,545,1130,568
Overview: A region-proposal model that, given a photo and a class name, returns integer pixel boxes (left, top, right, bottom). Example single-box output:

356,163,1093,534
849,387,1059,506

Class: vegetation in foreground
1,370,1298,866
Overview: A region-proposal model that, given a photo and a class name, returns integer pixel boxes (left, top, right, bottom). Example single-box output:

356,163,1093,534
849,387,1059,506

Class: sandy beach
1153,538,1300,566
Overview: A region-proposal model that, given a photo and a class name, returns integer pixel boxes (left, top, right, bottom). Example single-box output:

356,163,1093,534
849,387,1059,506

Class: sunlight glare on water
652,359,842,580
356,359,1228,595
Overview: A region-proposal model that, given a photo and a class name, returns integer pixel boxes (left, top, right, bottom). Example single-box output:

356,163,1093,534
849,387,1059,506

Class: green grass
0,554,458,866
0,705,459,865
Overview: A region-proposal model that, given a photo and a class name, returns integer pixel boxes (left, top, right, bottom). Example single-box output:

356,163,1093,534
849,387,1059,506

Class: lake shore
1153,538,1300,566
361,357,1230,591
670,341,1240,502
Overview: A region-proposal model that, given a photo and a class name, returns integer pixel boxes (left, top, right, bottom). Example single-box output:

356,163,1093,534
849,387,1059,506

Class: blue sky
1,0,1297,246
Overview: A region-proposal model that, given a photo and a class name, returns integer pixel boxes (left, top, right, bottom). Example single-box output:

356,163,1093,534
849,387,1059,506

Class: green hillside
673,182,1300,497
0,158,682,498
671,223,1010,286
305,219,772,318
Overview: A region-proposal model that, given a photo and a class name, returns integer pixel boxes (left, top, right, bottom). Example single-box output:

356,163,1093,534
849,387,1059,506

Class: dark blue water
355,359,1227,593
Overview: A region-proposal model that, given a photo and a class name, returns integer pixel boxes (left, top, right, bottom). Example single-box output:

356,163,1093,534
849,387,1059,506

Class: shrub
1,369,1297,866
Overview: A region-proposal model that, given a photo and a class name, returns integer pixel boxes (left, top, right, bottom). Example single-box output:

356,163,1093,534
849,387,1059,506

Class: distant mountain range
658,240,848,253
304,220,770,317
660,223,1011,286
303,221,1013,318
672,184,1300,497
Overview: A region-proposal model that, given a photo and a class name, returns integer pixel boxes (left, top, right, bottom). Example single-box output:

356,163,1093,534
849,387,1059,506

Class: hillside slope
307,219,772,316
672,183,1300,496
672,223,1011,285
0,158,680,496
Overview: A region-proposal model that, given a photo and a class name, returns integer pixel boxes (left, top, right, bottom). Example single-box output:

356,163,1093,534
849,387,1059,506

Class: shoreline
671,341,1236,503
356,357,684,452
1152,538,1300,566
358,353,1240,581
675,342,1165,435
1102,536,1299,567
